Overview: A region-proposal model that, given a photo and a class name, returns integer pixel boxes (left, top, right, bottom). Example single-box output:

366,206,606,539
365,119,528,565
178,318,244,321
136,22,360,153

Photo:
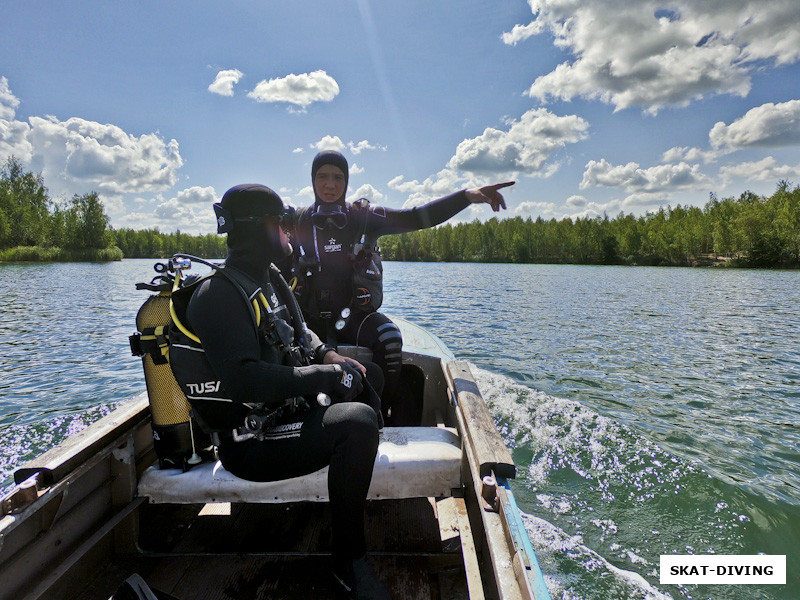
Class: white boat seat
336,344,373,363
138,426,462,504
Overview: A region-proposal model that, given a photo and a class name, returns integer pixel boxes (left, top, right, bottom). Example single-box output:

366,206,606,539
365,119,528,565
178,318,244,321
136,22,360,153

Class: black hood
311,150,349,207
216,184,289,277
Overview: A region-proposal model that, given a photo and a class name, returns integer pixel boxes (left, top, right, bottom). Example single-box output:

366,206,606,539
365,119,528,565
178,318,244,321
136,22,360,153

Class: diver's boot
332,554,392,600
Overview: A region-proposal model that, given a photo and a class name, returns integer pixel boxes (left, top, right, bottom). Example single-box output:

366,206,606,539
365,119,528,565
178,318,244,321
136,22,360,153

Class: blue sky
2,0,799,234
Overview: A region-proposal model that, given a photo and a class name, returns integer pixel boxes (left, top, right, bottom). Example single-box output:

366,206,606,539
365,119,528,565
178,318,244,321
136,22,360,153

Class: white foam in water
472,365,678,600
522,512,674,600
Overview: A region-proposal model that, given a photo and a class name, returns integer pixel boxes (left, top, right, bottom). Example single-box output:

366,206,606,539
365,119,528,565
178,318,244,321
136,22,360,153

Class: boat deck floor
74,497,470,600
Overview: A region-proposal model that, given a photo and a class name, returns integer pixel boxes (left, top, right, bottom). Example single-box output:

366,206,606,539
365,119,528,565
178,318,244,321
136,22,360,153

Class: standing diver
287,150,513,424
168,184,392,599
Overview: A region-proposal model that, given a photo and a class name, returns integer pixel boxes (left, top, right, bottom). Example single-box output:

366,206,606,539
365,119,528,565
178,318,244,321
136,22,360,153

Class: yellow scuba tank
130,259,209,470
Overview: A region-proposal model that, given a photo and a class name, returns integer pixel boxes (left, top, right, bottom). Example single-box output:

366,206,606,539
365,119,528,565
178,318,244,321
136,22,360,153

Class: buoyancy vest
291,200,384,321
168,262,317,435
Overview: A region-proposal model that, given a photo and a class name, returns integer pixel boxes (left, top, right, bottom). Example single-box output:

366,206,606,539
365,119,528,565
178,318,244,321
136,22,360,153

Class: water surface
1,259,797,599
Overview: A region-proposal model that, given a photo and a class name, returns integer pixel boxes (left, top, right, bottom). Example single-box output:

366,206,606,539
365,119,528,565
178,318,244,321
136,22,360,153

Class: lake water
1,259,798,600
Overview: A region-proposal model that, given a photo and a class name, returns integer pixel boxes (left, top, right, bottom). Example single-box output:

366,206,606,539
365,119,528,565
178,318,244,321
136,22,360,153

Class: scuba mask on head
311,204,348,230
214,203,296,235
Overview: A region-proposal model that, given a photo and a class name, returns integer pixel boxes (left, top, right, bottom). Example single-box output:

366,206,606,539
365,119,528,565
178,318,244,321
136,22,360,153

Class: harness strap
129,325,170,365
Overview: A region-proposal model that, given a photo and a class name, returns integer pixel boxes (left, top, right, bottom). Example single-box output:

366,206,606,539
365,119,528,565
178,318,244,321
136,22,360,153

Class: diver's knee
325,402,379,435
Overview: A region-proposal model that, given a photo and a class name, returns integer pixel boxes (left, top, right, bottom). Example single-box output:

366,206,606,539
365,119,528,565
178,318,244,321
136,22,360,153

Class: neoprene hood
214,184,284,234
311,150,349,204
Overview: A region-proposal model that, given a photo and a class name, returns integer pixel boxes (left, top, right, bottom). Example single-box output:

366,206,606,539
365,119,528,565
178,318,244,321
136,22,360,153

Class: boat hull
1,317,550,600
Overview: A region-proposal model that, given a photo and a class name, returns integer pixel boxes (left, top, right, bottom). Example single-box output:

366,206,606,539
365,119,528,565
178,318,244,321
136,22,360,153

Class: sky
2,0,800,235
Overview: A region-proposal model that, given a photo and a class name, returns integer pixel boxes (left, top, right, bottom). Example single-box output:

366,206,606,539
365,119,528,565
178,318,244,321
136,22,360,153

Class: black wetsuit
178,248,383,559
289,191,470,422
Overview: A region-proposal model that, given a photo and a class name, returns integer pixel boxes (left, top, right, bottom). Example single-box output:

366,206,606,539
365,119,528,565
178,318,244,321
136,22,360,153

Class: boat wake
473,364,681,600
523,511,673,600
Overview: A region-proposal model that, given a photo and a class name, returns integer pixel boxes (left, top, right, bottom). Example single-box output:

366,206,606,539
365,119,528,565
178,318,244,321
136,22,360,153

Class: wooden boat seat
138,426,462,504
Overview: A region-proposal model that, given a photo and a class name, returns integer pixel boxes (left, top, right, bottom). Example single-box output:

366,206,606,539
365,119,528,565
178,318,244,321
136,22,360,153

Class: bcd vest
169,263,317,434
292,201,384,320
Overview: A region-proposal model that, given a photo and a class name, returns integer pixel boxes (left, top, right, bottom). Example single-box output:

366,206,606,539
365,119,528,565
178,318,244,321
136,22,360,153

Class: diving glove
328,363,364,403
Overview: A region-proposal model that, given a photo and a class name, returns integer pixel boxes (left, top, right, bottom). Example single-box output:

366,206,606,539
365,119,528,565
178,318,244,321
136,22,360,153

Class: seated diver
168,184,393,600
286,150,513,426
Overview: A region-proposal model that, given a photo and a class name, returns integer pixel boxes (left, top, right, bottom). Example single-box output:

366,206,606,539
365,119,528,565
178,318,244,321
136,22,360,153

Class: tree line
0,157,121,260
114,228,226,259
0,156,226,260
2,155,798,267
380,182,800,268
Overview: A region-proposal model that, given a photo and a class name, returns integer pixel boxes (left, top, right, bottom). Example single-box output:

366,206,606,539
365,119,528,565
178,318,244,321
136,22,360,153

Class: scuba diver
287,150,513,424
168,183,392,600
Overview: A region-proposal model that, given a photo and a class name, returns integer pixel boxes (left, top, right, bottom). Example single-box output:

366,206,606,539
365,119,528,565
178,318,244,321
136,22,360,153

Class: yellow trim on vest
169,273,201,344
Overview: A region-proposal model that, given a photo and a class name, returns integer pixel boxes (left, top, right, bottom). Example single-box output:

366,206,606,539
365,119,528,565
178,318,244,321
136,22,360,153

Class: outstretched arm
369,181,514,236
464,181,515,212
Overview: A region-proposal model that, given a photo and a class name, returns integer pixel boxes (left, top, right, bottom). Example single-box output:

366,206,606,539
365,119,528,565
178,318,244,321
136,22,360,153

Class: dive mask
214,203,296,234
311,205,348,230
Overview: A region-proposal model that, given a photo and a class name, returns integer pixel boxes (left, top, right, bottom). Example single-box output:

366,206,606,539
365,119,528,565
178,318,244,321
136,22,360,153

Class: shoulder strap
269,264,315,358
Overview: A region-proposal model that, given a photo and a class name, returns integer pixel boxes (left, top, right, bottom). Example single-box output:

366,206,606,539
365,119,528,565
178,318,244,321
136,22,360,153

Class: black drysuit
290,191,470,420
179,247,383,559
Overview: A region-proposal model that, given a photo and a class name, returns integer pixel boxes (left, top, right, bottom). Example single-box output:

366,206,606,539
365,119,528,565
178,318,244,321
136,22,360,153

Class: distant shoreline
0,246,123,262
3,248,797,270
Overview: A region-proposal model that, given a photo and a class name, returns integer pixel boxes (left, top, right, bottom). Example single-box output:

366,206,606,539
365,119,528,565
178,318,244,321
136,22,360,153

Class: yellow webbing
169,274,201,344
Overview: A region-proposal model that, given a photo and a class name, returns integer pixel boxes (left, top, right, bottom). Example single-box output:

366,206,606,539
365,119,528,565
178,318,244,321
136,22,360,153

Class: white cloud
0,78,33,162
348,183,385,203
310,136,385,156
660,99,800,167
661,145,719,164
208,69,244,96
501,21,545,46
620,192,671,211
0,118,33,163
153,186,217,230
116,186,218,234
514,200,557,216
247,70,339,111
565,195,587,208
566,199,623,220
349,140,376,155
447,108,589,176
0,76,20,120
349,162,365,175
509,1,800,113
294,185,315,203
719,156,800,184
390,168,466,208
581,158,712,193
0,80,187,230
175,185,217,205
709,100,800,151
311,135,347,153
389,108,588,209
24,115,183,198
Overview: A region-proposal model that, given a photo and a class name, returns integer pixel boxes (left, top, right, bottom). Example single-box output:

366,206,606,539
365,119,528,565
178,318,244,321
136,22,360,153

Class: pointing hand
465,181,515,212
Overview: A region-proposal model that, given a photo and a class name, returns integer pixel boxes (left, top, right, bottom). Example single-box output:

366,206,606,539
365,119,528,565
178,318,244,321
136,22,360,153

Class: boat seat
138,426,462,504
336,344,373,363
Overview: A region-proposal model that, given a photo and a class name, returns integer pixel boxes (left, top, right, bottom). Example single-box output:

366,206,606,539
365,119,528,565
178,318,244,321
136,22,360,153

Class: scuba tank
129,257,211,470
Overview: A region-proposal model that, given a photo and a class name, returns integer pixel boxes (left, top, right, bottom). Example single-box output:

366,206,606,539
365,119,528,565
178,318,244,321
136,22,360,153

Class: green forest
2,155,799,268
0,157,122,261
0,156,226,261
381,182,800,268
